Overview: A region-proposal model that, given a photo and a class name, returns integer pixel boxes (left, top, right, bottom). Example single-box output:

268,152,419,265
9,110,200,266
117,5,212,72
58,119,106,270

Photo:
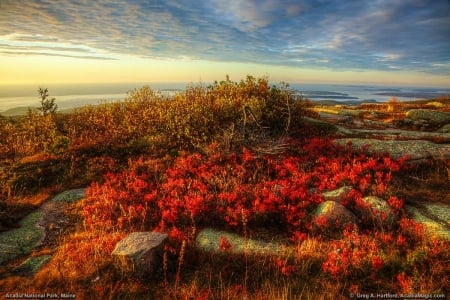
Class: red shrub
82,138,407,244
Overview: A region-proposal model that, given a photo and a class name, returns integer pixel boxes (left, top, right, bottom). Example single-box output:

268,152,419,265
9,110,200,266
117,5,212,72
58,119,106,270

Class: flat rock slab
13,254,52,276
37,188,87,246
439,124,450,133
422,203,450,227
335,138,450,162
0,188,86,266
348,128,450,140
112,232,168,278
405,205,450,241
311,107,363,117
196,227,286,256
51,188,86,203
406,109,450,123
0,211,43,264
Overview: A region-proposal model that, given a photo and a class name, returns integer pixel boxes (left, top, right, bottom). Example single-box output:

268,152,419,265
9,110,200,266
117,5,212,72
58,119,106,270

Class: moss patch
0,210,44,264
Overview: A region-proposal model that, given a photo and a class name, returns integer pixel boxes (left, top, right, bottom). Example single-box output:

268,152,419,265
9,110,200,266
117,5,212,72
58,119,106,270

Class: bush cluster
0,76,308,199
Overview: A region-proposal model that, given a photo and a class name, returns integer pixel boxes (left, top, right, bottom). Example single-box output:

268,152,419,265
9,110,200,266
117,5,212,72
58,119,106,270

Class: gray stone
347,128,450,140
356,196,396,228
423,203,450,227
0,211,44,264
0,188,87,266
322,186,353,202
196,227,285,256
303,117,352,135
13,255,52,276
438,124,450,133
405,205,450,241
51,188,86,202
406,109,450,123
334,138,450,162
313,201,357,231
112,232,168,278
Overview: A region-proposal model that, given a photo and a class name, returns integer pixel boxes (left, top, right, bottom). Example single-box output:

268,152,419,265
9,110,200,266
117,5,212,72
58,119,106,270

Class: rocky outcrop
51,188,86,202
405,205,450,241
0,211,43,264
348,128,450,140
112,232,168,278
311,107,364,117
438,124,450,133
13,255,52,276
37,188,87,246
334,138,450,162
406,109,450,123
0,189,86,267
196,187,450,258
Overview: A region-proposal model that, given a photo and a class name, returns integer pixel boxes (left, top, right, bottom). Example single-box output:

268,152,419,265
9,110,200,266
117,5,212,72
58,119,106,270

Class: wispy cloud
0,0,449,75
0,50,117,60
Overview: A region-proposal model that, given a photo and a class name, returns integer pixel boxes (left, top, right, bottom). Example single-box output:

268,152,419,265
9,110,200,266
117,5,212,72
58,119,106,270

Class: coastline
1,83,449,116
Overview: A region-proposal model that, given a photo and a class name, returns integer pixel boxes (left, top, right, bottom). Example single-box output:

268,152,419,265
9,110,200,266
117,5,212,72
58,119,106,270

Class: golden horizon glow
1,53,449,87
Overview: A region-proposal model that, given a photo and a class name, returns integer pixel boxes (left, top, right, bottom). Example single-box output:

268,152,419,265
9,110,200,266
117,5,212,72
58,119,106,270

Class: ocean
0,82,449,113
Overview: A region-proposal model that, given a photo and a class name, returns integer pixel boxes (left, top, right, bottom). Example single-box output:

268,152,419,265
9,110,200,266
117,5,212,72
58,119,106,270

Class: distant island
373,91,449,98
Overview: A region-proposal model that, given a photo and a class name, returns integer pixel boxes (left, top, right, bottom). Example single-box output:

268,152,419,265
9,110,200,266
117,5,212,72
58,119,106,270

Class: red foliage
371,256,384,271
396,272,411,293
79,138,423,280
219,236,233,251
82,138,407,243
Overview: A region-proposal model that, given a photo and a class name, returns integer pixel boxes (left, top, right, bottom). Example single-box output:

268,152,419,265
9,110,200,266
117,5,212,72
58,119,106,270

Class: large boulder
406,109,450,124
112,232,168,278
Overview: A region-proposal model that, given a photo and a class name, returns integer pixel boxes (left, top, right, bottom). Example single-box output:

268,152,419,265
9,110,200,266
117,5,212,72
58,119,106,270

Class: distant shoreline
373,92,449,98
1,82,449,115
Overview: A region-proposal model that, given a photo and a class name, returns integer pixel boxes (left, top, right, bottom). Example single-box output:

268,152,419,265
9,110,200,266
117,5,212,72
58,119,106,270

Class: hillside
0,76,449,299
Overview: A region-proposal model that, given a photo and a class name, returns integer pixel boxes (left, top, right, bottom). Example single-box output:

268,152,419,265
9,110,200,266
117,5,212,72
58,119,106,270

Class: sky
0,0,449,87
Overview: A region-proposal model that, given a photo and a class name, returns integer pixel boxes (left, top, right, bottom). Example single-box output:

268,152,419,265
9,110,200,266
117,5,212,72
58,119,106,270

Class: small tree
38,87,57,115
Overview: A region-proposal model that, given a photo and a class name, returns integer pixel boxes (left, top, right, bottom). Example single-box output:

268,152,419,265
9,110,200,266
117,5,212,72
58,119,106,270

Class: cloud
0,50,117,60
0,43,93,53
210,0,304,31
0,0,449,75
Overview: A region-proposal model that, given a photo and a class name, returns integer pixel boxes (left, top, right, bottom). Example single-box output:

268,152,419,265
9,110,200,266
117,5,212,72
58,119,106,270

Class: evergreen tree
38,87,57,115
